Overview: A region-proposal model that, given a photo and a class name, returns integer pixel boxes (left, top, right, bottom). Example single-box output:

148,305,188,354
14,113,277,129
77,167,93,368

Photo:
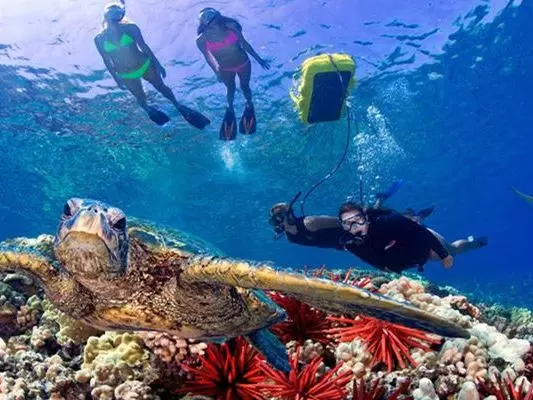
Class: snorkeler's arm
127,24,164,71
226,22,270,69
303,216,342,232
196,36,219,75
94,35,125,88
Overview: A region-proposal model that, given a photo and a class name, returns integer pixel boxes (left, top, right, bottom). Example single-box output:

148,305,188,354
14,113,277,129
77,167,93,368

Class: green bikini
103,33,151,79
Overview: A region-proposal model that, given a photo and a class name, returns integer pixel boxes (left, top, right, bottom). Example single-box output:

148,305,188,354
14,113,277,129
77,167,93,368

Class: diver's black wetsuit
285,216,345,249
285,208,392,250
343,212,449,273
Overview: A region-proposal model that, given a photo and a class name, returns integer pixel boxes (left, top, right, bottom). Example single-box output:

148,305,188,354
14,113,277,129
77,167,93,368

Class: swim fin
177,105,211,130
417,205,435,219
219,108,237,141
376,179,404,201
147,107,170,126
246,329,290,373
239,105,256,134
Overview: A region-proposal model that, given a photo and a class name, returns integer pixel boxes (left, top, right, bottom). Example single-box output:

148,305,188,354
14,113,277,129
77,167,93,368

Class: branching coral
328,315,442,372
138,332,207,366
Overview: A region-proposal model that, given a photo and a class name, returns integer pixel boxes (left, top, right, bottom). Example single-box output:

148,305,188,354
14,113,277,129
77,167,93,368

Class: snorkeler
94,2,210,128
196,7,271,140
338,202,488,273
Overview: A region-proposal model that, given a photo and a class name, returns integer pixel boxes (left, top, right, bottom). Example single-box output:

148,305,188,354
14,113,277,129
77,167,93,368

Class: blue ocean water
0,0,531,307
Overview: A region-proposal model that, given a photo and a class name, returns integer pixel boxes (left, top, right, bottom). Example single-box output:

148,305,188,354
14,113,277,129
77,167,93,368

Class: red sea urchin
328,315,442,372
352,378,411,400
259,355,353,400
175,337,266,400
268,292,335,346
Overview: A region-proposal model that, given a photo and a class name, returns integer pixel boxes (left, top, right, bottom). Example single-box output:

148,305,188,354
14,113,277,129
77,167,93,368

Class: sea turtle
0,198,470,372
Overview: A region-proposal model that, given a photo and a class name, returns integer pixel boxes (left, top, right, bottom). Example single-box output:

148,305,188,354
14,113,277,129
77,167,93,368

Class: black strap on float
298,54,360,216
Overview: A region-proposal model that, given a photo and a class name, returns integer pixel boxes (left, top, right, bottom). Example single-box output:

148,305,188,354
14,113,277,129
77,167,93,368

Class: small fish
512,188,533,204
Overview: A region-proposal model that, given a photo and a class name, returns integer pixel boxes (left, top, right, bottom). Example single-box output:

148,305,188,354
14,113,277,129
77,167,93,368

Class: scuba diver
196,7,271,140
268,181,416,250
338,202,488,273
94,1,210,128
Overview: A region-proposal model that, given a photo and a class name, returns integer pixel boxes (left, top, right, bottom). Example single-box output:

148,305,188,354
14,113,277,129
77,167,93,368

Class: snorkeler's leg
143,66,210,129
218,71,237,140
122,78,150,111
237,62,256,134
143,65,181,109
219,70,237,110
237,61,253,107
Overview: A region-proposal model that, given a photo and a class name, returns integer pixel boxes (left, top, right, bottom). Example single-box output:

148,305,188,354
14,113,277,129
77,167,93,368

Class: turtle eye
113,217,126,230
63,202,72,217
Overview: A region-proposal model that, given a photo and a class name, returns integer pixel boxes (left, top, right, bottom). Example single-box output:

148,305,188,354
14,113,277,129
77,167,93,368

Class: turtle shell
127,218,225,258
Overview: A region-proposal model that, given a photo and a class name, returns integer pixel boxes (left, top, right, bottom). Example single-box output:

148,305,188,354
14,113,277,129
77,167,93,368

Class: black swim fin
177,105,211,130
219,108,237,141
147,107,170,126
417,205,435,219
239,105,256,134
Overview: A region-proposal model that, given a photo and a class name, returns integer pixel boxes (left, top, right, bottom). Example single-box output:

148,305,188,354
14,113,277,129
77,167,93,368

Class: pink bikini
206,30,250,73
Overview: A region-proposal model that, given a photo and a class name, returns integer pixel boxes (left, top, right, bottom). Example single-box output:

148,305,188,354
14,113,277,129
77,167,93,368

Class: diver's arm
227,23,270,70
196,37,219,75
94,35,126,88
127,24,165,72
303,216,342,232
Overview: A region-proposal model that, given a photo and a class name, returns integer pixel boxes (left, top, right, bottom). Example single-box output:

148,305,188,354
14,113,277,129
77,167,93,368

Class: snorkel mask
199,7,220,26
269,192,301,240
104,2,126,22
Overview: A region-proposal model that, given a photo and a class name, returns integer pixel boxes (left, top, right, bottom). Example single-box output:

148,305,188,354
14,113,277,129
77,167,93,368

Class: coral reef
0,271,532,400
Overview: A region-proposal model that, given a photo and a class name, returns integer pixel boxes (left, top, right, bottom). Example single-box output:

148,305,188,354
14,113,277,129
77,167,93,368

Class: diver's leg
427,228,487,259
122,78,150,112
427,228,455,259
448,237,488,255
237,61,253,107
219,70,237,110
143,65,182,110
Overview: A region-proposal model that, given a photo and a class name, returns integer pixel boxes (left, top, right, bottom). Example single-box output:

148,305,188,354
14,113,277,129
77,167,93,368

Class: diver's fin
246,329,290,373
376,179,404,201
417,205,435,219
177,105,211,130
219,108,237,141
181,258,471,339
239,105,256,134
512,187,533,204
147,107,170,126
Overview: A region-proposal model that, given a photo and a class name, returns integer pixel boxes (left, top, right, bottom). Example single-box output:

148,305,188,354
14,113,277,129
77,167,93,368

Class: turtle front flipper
181,257,470,339
0,244,95,320
0,246,59,286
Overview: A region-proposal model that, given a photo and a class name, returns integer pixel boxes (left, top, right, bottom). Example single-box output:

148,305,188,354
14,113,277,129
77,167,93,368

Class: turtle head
54,198,129,284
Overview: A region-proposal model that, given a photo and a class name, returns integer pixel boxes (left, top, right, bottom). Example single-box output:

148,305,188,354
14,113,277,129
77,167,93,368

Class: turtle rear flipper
182,258,470,339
